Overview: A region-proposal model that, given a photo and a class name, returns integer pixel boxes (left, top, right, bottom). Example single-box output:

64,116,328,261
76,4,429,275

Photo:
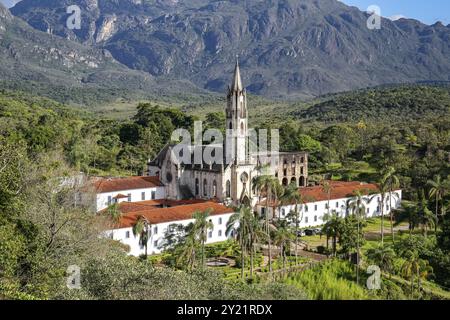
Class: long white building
256,181,402,228
92,176,165,212
103,199,234,256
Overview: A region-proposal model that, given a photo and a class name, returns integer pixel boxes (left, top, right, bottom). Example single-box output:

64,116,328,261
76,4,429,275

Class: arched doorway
299,176,305,187
282,178,288,186
290,177,297,185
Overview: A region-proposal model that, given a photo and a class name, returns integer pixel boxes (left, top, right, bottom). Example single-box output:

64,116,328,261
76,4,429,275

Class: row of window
125,218,224,240
129,229,226,250
279,203,393,219
195,178,219,197
107,190,157,205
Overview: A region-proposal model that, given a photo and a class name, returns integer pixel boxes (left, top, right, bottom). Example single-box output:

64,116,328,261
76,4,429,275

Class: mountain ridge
4,0,450,100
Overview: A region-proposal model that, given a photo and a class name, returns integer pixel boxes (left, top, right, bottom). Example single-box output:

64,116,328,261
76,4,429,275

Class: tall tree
252,174,279,274
322,210,342,256
226,206,253,279
382,167,400,243
281,182,303,265
192,209,214,269
347,190,368,285
273,227,293,275
372,175,390,245
132,215,151,258
427,175,448,233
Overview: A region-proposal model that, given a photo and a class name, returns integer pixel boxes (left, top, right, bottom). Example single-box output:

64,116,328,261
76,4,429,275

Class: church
147,60,309,208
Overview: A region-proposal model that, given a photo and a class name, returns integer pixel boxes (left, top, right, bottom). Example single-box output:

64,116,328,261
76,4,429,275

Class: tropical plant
226,206,255,279
366,244,396,274
372,175,390,245
252,173,280,274
382,167,400,243
400,249,433,299
192,209,214,269
281,182,303,265
427,175,448,233
273,226,293,275
346,191,368,284
106,203,122,239
322,211,342,256
132,215,151,258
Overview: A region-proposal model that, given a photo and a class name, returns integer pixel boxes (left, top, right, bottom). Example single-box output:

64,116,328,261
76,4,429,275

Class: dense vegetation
295,84,450,123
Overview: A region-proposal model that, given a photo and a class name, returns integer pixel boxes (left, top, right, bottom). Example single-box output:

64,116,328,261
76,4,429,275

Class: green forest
0,83,449,299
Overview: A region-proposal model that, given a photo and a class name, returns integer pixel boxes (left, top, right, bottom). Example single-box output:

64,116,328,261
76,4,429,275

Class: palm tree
192,209,214,269
366,244,396,274
372,176,390,245
226,206,253,279
397,202,420,236
281,182,303,265
322,210,341,256
427,175,448,233
132,215,151,258
321,180,333,217
106,203,122,239
347,190,368,285
400,250,432,299
417,197,435,238
273,227,293,275
382,167,400,243
272,182,285,219
177,227,198,271
252,174,279,274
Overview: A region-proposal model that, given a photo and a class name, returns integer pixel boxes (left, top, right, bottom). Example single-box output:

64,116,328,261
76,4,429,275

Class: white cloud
388,14,407,21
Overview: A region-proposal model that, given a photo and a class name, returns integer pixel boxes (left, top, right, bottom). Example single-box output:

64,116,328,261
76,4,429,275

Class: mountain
9,0,450,99
0,2,209,106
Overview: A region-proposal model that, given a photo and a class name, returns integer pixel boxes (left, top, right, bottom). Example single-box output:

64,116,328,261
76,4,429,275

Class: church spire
231,56,243,92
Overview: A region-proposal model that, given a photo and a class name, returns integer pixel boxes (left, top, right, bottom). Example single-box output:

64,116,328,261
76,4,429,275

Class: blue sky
1,1,449,25
342,0,450,25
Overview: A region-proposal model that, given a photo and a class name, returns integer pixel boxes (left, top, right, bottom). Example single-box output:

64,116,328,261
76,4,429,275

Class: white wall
258,190,402,228
96,186,165,212
106,213,234,256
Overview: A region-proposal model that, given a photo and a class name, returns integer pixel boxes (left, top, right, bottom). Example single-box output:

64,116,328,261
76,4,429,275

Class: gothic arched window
240,122,244,135
203,179,208,197
213,180,217,197
226,180,231,198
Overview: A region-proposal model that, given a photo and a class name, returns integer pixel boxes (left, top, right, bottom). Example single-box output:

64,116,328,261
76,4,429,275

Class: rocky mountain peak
6,0,450,99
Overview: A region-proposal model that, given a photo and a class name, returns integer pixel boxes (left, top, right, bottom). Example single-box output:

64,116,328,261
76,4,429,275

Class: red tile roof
112,201,234,228
300,181,380,203
259,181,384,206
100,198,208,214
92,176,163,193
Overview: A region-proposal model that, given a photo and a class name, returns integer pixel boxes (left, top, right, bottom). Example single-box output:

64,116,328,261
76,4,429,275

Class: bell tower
225,57,248,165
